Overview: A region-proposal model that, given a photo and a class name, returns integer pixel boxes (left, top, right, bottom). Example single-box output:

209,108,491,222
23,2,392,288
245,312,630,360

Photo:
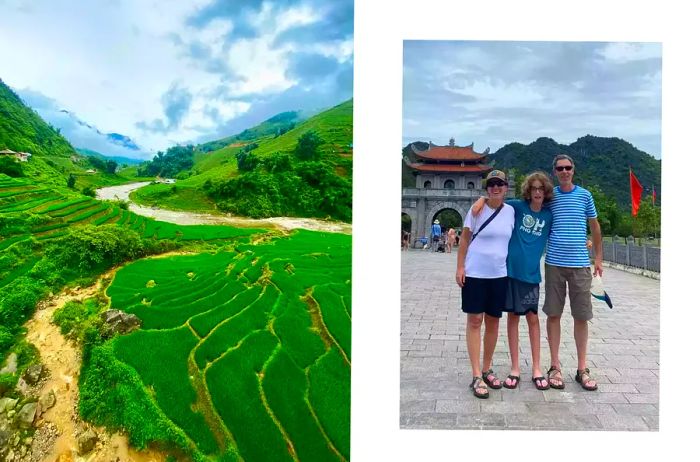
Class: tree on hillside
295,131,322,161
106,160,117,174
67,174,76,189
632,197,660,238
0,156,23,177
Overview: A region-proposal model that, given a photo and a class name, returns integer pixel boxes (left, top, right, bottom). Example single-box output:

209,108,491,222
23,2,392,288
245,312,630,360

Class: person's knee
467,314,483,329
547,314,561,323
525,312,539,328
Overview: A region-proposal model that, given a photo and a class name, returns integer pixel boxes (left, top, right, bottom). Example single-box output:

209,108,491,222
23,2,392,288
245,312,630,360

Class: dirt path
25,283,166,462
96,183,352,234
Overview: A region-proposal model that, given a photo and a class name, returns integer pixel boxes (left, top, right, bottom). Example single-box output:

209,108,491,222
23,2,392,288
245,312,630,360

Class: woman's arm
455,227,473,287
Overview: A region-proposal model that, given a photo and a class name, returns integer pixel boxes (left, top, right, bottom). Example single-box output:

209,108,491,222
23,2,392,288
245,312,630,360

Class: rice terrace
1,73,353,461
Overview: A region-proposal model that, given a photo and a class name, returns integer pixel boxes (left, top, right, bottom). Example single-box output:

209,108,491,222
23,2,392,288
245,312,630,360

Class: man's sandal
531,376,550,391
481,369,503,389
547,366,565,389
470,376,489,399
503,375,520,389
575,368,598,391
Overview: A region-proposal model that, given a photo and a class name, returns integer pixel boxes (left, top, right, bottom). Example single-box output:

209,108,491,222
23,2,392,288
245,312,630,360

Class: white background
353,0,698,460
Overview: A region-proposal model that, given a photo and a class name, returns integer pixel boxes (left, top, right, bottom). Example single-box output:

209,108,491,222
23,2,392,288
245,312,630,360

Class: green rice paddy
105,230,351,461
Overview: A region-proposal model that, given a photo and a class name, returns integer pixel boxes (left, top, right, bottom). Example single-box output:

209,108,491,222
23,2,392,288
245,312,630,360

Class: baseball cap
485,170,507,183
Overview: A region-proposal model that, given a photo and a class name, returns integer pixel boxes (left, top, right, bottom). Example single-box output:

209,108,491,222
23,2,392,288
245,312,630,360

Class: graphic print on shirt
520,213,546,236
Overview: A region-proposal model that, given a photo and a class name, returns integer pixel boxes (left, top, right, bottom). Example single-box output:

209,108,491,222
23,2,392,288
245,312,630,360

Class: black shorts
461,276,508,318
504,277,540,316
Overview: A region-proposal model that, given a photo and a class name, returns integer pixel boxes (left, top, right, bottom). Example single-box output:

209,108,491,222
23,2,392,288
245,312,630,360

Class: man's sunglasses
486,180,506,187
555,165,573,172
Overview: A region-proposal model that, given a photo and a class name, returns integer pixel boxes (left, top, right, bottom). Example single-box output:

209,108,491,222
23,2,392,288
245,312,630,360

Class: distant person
446,228,456,253
471,172,554,390
455,170,514,399
431,219,442,252
543,154,603,391
402,230,411,251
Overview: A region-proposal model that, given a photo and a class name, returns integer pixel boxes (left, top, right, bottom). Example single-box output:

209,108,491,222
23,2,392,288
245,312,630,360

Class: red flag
652,185,656,207
630,168,643,216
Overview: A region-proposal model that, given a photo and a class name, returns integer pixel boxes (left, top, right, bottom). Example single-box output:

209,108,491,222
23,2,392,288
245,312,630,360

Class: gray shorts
542,264,593,321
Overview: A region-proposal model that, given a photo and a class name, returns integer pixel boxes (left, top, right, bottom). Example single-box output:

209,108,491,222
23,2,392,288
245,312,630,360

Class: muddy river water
96,182,352,234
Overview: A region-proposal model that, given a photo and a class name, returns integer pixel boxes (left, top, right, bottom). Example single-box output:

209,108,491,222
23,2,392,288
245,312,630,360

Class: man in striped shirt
543,154,603,392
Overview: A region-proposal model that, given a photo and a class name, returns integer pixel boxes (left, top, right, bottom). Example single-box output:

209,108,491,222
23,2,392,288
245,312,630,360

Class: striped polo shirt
545,185,597,267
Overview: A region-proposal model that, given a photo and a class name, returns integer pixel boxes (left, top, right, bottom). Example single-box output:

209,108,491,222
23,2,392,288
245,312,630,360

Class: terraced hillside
89,230,351,461
1,173,352,461
0,175,258,244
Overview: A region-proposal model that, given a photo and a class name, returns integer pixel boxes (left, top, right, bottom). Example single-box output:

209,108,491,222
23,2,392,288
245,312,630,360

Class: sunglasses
530,186,545,192
487,180,506,187
555,165,573,172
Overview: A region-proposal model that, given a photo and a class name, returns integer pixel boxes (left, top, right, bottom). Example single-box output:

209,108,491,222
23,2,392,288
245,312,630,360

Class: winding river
96,182,352,234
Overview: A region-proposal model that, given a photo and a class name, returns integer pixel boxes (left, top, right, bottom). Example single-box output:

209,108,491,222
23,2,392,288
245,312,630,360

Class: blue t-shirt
506,199,552,284
431,223,441,237
545,185,597,267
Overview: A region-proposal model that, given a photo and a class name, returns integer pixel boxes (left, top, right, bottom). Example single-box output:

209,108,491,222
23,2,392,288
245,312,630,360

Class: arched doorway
432,208,463,232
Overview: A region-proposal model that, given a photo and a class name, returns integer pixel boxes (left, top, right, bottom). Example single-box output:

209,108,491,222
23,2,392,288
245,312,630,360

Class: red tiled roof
411,143,487,161
408,163,492,173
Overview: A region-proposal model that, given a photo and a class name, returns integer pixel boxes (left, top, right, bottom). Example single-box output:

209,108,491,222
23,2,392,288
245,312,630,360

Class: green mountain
0,78,75,159
197,110,303,153
487,135,661,208
132,99,353,221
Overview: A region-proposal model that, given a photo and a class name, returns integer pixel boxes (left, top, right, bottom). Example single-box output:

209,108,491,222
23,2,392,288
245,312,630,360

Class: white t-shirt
463,203,515,278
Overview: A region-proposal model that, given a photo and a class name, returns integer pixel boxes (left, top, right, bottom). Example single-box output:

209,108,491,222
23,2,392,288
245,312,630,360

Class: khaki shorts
542,264,593,321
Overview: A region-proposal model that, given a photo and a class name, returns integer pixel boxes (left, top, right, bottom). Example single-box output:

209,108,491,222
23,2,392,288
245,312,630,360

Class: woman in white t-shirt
455,170,515,399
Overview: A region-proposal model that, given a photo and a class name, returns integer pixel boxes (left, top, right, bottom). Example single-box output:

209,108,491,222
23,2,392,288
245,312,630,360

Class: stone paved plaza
400,248,660,431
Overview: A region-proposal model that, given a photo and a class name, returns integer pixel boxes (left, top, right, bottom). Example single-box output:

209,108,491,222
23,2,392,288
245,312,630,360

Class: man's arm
455,227,472,287
588,217,603,276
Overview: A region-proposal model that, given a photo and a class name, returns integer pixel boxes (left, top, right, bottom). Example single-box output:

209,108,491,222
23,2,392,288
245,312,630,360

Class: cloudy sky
0,0,353,160
403,41,662,158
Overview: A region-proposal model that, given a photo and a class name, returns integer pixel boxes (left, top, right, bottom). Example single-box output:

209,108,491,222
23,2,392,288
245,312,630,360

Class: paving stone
611,403,658,416
455,412,506,429
596,413,650,431
435,399,480,414
624,393,659,404
401,400,437,413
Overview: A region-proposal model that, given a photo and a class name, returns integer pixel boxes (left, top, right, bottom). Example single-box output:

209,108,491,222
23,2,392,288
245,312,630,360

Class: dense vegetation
488,135,661,209
197,111,302,153
132,99,353,223
0,79,75,158
0,174,263,387
137,144,195,178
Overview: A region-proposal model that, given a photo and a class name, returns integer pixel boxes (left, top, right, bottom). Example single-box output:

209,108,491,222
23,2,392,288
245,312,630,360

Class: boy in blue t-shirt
470,171,553,391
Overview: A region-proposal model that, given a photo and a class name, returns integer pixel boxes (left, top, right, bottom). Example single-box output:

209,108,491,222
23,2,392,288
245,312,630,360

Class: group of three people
455,154,603,398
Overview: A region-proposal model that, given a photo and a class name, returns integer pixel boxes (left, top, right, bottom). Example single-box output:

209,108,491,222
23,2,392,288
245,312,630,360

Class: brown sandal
547,366,565,389
575,368,598,391
481,369,503,389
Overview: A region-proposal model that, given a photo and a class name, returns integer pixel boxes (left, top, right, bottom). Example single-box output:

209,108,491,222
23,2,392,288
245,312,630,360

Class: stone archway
424,201,469,239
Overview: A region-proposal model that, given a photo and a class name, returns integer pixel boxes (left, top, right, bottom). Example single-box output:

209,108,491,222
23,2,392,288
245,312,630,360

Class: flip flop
532,376,550,390
503,374,520,389
470,376,489,399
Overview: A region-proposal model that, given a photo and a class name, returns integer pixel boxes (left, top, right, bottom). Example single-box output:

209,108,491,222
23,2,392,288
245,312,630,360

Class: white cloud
0,0,352,156
597,42,661,63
